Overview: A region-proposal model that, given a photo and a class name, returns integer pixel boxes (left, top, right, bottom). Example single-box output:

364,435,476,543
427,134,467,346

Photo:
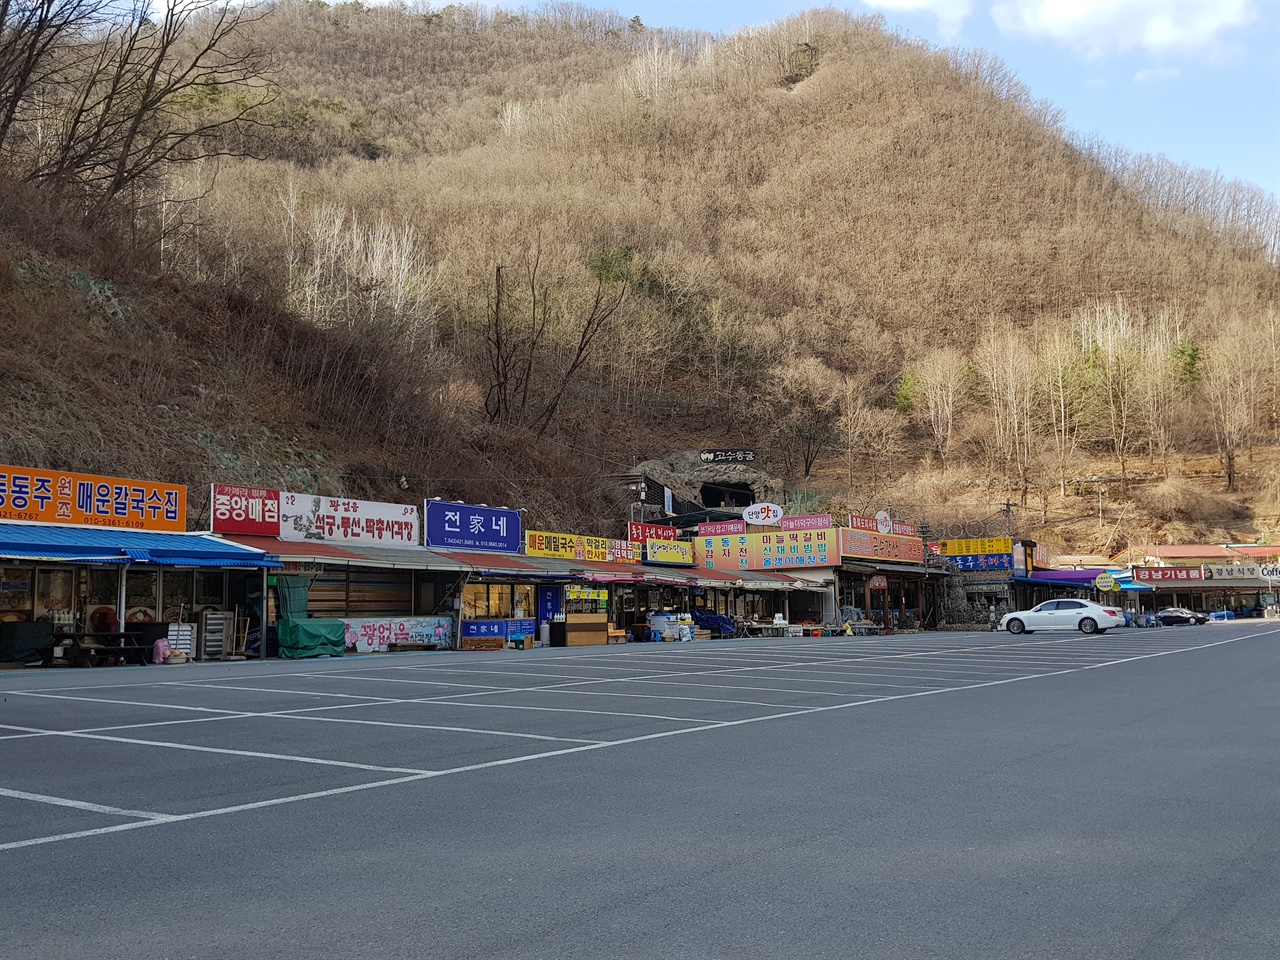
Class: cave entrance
700,481,755,508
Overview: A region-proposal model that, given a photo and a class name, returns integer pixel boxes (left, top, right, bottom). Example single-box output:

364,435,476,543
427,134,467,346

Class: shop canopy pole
260,565,268,661
116,563,129,633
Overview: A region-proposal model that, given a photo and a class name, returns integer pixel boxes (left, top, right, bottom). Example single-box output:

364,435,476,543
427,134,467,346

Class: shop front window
463,583,489,618
0,567,33,622
84,569,119,631
36,569,74,625
124,568,159,625
195,571,226,614
162,570,194,622
513,584,534,620
490,584,513,619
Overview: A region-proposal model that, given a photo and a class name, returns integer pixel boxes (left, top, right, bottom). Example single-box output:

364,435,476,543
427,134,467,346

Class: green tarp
276,618,346,659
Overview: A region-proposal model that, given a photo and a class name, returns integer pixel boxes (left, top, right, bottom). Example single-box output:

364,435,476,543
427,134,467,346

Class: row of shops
5,461,1268,666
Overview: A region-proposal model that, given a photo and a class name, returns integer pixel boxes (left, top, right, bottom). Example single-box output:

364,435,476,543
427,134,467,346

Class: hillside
0,1,1277,552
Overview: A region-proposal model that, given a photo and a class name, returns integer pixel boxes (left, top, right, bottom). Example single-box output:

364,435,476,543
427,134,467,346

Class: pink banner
698,520,747,536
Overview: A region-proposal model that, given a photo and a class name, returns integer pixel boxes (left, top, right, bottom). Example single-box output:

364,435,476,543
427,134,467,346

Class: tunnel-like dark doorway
700,481,755,508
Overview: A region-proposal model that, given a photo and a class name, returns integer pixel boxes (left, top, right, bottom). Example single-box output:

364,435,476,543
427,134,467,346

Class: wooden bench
606,624,629,644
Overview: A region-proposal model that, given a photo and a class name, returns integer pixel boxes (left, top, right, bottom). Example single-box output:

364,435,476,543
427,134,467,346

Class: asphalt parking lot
2,623,1277,959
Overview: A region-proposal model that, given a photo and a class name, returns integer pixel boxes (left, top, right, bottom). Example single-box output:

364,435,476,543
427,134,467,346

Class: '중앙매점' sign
1,464,185,531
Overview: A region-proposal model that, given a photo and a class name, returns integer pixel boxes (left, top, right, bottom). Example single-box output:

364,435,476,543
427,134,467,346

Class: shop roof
0,523,279,568
221,535,494,572
1115,544,1279,563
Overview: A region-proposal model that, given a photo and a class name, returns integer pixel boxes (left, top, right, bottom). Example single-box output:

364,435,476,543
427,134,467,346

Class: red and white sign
629,522,677,543
279,491,419,545
779,514,832,532
1132,566,1204,582
869,575,888,589
698,520,747,536
848,513,917,537
211,484,280,536
744,502,783,525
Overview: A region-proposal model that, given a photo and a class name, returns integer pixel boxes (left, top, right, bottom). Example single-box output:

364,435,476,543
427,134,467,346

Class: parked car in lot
1155,607,1208,626
1000,599,1126,635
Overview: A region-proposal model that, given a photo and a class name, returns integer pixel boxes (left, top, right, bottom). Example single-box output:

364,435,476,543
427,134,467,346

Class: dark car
1155,606,1208,626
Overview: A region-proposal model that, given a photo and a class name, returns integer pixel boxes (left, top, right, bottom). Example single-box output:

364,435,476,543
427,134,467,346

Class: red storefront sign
629,522,677,542
211,483,280,535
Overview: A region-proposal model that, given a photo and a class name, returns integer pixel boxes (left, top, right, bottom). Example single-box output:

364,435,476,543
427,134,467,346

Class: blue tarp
0,523,280,568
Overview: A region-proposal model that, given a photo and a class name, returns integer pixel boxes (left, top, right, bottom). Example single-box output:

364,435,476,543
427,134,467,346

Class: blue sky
605,0,1279,198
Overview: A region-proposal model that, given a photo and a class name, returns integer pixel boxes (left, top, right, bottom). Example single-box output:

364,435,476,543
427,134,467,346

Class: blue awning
0,523,280,568
1010,574,1151,592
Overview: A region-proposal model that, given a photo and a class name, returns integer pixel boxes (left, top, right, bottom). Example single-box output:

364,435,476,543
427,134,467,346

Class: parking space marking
0,787,174,821
268,713,603,745
0,723,437,775
2,629,1272,853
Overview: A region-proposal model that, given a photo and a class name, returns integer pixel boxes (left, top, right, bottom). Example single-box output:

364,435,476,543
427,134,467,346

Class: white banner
278,491,419,545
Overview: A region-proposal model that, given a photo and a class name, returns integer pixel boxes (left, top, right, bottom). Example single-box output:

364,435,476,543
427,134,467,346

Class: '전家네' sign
424,501,521,553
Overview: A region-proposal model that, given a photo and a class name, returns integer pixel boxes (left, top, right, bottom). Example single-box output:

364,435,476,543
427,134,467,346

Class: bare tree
974,323,1036,503
1202,319,1262,492
763,356,842,479
1035,329,1088,496
1078,300,1144,489
483,247,631,436
910,347,967,471
9,1,271,225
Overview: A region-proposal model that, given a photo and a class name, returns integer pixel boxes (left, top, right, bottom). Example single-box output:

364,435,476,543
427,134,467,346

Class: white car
1000,599,1126,635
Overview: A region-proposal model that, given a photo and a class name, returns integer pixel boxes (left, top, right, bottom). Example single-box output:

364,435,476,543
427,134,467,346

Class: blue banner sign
424,501,522,553
507,619,537,640
949,553,1013,572
461,619,508,639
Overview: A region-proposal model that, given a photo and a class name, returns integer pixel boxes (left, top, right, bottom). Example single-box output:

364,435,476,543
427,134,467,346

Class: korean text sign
526,531,638,563
947,553,1014,572
839,528,926,563
1132,566,1204,582
937,537,1013,557
279,492,419,544
211,483,280,536
628,522,677,543
695,529,836,571
0,463,185,531
424,501,521,553
645,539,694,565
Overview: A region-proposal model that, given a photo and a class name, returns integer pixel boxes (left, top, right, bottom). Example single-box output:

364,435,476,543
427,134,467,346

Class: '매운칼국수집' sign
695,529,836,571
2,464,185,531
424,501,522,553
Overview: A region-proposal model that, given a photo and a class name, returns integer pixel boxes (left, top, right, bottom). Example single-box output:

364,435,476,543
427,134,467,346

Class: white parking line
0,787,174,821
12,632,1256,853
0,723,436,775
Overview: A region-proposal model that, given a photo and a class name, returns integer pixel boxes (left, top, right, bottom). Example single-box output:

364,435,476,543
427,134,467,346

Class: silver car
1000,599,1127,635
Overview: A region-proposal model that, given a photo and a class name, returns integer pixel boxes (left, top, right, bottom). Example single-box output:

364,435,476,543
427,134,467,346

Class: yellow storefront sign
938,537,1013,557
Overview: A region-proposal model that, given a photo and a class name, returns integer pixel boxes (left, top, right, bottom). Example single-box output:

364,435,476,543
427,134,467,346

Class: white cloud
1134,66,1180,83
862,0,975,41
990,0,1257,57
